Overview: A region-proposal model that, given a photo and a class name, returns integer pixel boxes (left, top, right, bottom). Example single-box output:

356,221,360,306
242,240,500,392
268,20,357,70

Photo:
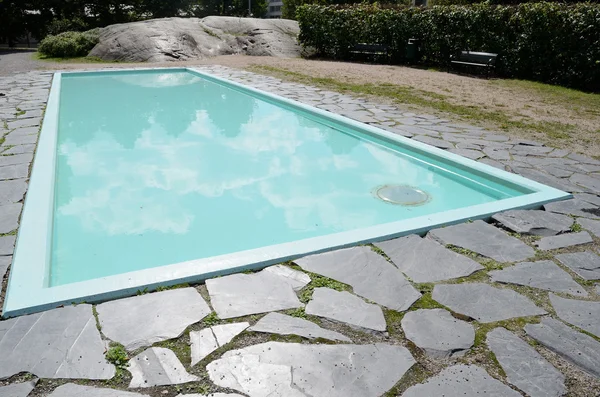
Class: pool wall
2,67,571,317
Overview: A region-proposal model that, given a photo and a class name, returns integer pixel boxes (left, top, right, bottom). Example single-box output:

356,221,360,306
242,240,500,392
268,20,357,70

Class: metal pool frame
2,67,571,317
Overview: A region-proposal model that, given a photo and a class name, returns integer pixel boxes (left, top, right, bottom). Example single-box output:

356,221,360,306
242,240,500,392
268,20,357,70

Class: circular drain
375,185,431,206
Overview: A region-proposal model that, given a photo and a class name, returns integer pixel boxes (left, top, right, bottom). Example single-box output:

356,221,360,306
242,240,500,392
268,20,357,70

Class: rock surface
375,235,482,283
544,199,600,219
555,251,600,280
96,288,211,351
49,383,149,396
492,209,573,236
128,347,199,388
489,260,588,296
432,283,546,323
0,305,114,380
249,312,351,342
0,256,9,282
0,380,37,397
401,309,474,358
263,265,310,291
535,231,593,250
207,342,415,397
487,327,566,397
550,294,600,337
295,246,421,311
190,322,249,366
403,364,521,396
90,17,301,62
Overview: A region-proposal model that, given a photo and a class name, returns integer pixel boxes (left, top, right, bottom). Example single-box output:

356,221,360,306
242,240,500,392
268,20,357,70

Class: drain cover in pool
375,185,431,206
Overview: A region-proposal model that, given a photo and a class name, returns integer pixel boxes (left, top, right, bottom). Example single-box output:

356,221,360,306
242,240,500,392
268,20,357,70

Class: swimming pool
3,68,570,317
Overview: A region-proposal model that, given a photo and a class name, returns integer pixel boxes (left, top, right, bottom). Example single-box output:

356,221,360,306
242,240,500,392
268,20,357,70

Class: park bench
350,43,389,61
450,51,498,78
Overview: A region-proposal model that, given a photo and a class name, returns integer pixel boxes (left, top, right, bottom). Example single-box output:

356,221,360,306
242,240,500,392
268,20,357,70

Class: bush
297,3,600,91
38,30,100,58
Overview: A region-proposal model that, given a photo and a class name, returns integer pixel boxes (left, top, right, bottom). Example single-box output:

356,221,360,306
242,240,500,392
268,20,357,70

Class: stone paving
0,66,600,396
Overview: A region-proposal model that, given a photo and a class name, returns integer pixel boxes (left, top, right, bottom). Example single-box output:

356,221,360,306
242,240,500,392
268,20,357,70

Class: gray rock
305,288,386,331
540,164,574,178
0,256,10,281
487,328,565,397
448,148,484,160
0,179,27,205
428,220,535,262
206,268,303,319
432,283,546,323
525,317,600,378
207,342,415,397
490,260,588,297
375,235,482,283
483,147,511,161
3,134,37,146
0,153,33,167
0,380,37,397
492,210,573,236
401,309,474,358
575,193,600,207
2,144,36,155
0,163,29,180
403,364,521,397
0,305,115,380
0,235,15,256
128,347,198,388
545,199,600,219
190,322,249,366
295,246,420,311
514,167,583,192
412,135,454,149
49,383,149,396
97,288,211,351
579,218,600,237
0,203,22,234
478,157,505,170
556,251,600,280
6,118,40,130
249,312,351,342
568,153,600,165
550,294,600,338
536,231,593,250
263,265,310,291
90,17,301,62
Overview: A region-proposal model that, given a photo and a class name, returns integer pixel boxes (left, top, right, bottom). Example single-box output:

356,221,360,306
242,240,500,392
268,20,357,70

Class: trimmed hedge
38,30,100,58
297,3,600,91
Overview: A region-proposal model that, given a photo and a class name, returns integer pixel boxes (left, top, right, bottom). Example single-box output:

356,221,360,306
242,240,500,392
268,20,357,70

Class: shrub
38,30,100,58
297,3,600,91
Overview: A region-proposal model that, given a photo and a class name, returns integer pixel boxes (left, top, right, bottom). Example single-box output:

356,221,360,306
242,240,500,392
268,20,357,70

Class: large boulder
89,16,300,62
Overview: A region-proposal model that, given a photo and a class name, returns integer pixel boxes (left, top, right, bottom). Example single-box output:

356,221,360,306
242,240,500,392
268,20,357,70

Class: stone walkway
1,66,600,396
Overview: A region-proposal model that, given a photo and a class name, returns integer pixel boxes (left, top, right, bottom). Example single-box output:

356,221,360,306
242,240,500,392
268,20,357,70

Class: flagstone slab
492,210,573,236
555,251,600,280
0,153,33,167
0,163,29,180
0,256,9,281
525,317,600,378
545,199,600,219
295,246,420,311
207,342,415,397
0,305,115,380
0,179,27,205
514,167,582,192
575,193,600,207
263,264,311,291
0,235,16,256
428,220,535,262
249,312,351,342
432,283,546,323
487,328,566,397
490,260,588,297
401,309,474,358
374,235,482,283
305,288,386,331
413,135,454,149
0,203,22,233
0,380,37,397
536,231,593,250
550,294,600,338
206,269,303,319
571,173,600,193
97,288,211,351
190,322,249,366
448,148,484,160
403,364,521,397
49,383,149,397
128,347,199,388
578,218,600,237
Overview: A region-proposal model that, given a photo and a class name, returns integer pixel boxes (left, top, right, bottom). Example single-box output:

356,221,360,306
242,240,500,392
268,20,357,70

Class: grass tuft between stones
298,273,351,304
105,343,129,370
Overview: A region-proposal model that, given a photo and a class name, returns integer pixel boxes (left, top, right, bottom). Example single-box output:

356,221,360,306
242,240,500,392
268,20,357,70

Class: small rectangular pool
3,68,570,317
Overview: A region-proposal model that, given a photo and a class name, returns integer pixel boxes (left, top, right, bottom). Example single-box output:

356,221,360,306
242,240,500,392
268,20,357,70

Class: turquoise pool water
52,69,528,286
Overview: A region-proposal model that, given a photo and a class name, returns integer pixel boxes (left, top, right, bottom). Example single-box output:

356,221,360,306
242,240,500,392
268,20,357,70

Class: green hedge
297,3,600,91
38,30,100,58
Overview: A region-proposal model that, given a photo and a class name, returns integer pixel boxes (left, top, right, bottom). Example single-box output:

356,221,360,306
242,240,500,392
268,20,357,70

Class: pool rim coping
2,66,572,318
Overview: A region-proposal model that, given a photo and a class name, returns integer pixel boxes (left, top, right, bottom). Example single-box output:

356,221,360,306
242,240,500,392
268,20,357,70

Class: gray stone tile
0,153,33,167
514,167,584,192
492,209,573,236
536,231,593,250
6,118,40,129
578,218,600,237
571,173,600,194
575,193,600,207
428,220,535,262
574,163,600,173
207,342,415,397
0,305,115,379
403,364,521,397
3,134,37,146
190,322,249,366
477,157,505,170
490,260,588,297
556,251,600,280
263,264,310,291
305,287,386,331
48,383,149,396
0,380,37,397
568,153,600,165
97,288,211,351
412,135,453,149
401,309,474,358
249,312,351,342
540,164,574,178
545,199,600,219
128,347,198,388
525,317,600,378
375,235,482,283
487,327,565,397
483,147,511,161
0,178,27,205
206,268,303,319
550,294,600,338
548,149,571,158
448,148,484,160
432,283,546,323
2,144,35,155
340,111,377,123
0,256,10,281
0,163,29,180
295,246,420,311
0,235,15,255
483,134,510,142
